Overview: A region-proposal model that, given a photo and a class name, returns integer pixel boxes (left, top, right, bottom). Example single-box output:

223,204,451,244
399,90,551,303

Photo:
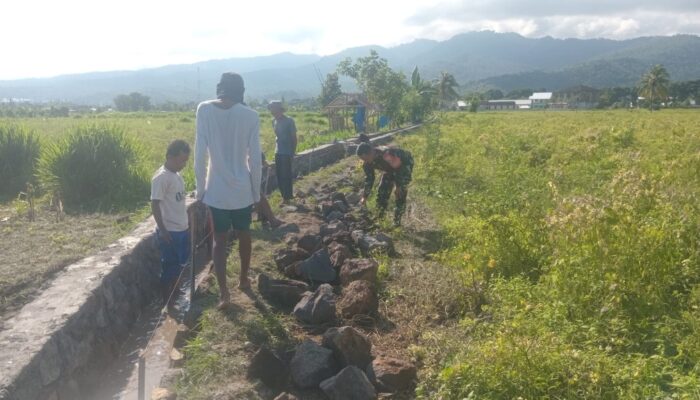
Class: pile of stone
251,189,416,398
248,326,417,400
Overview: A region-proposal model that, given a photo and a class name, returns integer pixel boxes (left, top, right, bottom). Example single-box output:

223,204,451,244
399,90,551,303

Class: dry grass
0,199,147,318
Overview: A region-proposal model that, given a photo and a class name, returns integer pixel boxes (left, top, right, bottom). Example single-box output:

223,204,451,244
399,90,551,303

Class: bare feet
238,277,252,290
216,290,231,310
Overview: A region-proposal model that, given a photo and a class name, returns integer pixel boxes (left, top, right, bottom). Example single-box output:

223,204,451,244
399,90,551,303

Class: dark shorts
209,205,253,233
156,229,190,284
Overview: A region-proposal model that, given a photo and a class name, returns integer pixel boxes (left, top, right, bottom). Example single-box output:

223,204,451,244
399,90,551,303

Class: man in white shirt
194,72,262,308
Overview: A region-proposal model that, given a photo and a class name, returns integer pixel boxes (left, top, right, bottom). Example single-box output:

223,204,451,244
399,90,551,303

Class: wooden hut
323,93,381,132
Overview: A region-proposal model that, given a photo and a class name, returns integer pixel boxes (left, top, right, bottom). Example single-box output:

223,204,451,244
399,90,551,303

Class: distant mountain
1,32,699,104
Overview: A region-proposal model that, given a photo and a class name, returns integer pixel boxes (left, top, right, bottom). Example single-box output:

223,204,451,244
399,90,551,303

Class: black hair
356,142,373,157
166,139,191,158
358,133,370,143
216,72,245,103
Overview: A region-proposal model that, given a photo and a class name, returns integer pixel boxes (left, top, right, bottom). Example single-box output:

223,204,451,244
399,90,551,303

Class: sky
3,0,700,80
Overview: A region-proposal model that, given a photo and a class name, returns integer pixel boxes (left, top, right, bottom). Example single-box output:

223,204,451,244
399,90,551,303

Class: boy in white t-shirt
151,139,191,309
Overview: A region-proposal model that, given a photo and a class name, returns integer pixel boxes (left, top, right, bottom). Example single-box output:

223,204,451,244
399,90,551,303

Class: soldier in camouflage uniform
356,142,414,226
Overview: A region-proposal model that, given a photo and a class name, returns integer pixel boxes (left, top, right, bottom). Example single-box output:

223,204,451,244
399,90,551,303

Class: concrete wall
0,202,209,400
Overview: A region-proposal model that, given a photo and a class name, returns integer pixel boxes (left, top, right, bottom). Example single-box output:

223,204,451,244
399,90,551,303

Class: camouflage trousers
377,173,408,225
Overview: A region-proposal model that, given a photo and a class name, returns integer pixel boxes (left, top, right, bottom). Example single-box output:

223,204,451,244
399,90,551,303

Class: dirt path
176,157,466,399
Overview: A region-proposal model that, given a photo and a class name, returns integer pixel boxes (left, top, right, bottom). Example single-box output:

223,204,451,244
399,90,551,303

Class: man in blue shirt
268,100,297,204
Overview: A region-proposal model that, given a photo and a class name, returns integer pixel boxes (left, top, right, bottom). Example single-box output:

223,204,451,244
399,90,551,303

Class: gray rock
331,192,349,207
257,273,310,307
328,242,352,270
293,284,337,325
248,347,288,389
346,192,361,205
297,234,322,253
320,366,377,400
299,249,336,283
351,231,392,255
366,357,417,392
274,248,307,271
339,259,378,287
322,327,373,369
274,223,300,236
338,280,378,319
321,221,348,238
332,200,349,214
326,210,345,222
290,340,337,389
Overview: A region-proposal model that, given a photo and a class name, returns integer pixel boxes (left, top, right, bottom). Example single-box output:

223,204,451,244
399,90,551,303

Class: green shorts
209,205,253,233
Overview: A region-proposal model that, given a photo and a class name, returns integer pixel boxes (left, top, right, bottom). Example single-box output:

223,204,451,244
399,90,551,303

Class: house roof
323,93,380,112
529,92,553,100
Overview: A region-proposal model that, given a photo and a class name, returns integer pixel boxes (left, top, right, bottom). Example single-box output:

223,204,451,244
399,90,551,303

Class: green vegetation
0,124,40,199
398,110,700,398
37,124,149,211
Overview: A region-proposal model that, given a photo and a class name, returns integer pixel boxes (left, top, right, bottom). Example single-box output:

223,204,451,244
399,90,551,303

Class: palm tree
435,72,459,109
639,65,670,111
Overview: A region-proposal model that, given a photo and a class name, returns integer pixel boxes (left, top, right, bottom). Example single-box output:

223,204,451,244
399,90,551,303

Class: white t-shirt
151,166,188,232
194,101,262,210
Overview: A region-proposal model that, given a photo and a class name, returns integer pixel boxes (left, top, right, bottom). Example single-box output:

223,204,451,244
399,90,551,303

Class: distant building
480,100,516,110
456,100,468,111
515,99,532,109
529,92,553,109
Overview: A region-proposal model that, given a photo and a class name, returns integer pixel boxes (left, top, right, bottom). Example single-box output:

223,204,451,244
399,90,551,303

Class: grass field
0,110,338,174
395,109,700,398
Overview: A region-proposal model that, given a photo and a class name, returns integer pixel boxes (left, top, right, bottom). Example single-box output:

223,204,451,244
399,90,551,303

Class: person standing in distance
268,100,297,204
194,72,262,309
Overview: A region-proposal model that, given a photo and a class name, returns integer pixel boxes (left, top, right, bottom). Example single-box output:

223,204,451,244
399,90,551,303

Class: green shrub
37,124,149,211
0,124,40,199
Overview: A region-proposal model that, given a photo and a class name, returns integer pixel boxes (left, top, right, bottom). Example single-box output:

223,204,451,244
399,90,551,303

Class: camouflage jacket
362,146,414,196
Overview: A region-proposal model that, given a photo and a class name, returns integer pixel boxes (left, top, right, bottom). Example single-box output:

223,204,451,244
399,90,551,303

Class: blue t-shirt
273,115,297,155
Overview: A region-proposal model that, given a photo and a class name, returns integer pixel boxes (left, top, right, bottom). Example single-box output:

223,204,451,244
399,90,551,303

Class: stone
366,357,417,392
321,221,348,238
326,210,345,222
293,284,337,325
290,340,337,389
284,261,303,280
346,192,361,205
331,192,349,207
338,280,378,319
282,205,298,213
351,231,392,255
328,243,352,270
258,273,310,307
298,249,336,283
274,393,299,400
323,230,354,247
274,223,300,236
151,387,177,400
339,259,378,287
320,366,377,400
248,347,289,389
322,327,373,369
297,234,322,253
274,248,307,271
332,200,349,214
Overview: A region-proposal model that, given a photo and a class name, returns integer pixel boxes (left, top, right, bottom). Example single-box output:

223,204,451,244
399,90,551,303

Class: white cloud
1,0,698,80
